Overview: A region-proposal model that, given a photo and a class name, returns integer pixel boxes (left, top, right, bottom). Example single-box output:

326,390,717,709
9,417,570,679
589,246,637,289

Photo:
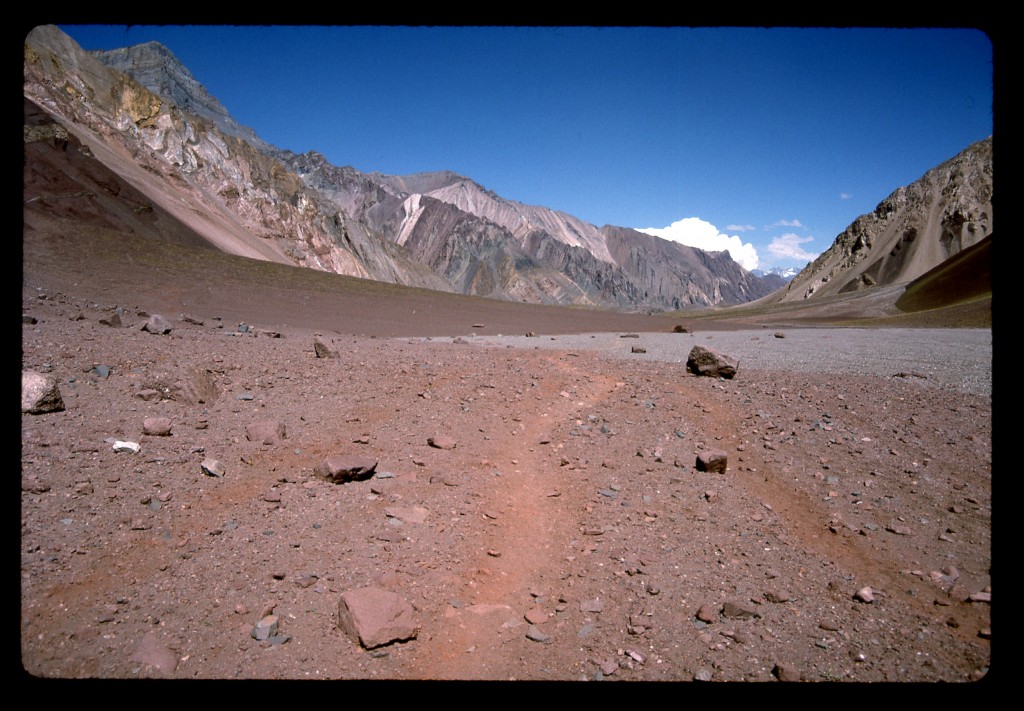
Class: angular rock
526,625,552,644
313,338,336,358
428,435,457,450
721,601,759,620
130,632,178,676
99,313,122,327
696,449,728,474
337,587,419,649
143,417,173,436
631,346,647,354
686,345,738,379
384,506,429,524
21,370,65,414
854,586,875,603
314,455,377,483
672,325,691,333
113,440,141,454
246,420,287,445
252,614,279,641
201,458,226,477
142,314,172,335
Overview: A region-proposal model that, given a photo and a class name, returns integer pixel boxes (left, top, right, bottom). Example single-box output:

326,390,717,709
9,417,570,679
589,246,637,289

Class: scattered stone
721,601,759,620
201,458,226,478
130,633,178,676
631,346,647,354
580,598,603,613
526,625,552,644
141,314,172,335
385,506,429,524
696,449,728,474
314,455,377,483
428,435,457,450
672,325,691,333
93,365,111,379
774,331,785,339
337,587,420,649
180,313,204,325
113,440,141,454
686,345,738,379
143,417,173,437
693,668,713,681
246,420,287,445
313,338,336,358
21,370,65,414
620,333,640,338
765,590,792,604
252,615,279,640
525,608,548,625
773,663,801,682
967,591,991,603
854,587,875,603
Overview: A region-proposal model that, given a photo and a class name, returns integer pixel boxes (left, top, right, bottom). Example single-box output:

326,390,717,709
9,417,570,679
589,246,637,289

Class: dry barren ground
20,281,992,683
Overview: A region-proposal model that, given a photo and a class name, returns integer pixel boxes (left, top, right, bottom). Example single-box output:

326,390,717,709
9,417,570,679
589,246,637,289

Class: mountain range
23,25,992,316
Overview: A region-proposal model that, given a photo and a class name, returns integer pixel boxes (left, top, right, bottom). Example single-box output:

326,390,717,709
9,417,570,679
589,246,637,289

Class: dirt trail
397,351,623,679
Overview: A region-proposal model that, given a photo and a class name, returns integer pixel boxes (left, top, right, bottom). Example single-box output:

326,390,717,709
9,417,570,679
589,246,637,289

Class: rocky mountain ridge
776,136,992,304
24,25,781,310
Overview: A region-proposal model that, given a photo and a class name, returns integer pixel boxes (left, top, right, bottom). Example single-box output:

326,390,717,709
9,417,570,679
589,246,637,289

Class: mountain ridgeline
23,25,991,313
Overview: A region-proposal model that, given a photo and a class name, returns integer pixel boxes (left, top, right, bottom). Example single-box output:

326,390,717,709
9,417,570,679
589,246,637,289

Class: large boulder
686,345,738,379
22,370,65,414
337,587,419,649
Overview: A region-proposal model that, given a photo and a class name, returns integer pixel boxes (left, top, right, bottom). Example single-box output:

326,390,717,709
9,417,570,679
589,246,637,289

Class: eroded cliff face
779,137,992,303
23,25,809,311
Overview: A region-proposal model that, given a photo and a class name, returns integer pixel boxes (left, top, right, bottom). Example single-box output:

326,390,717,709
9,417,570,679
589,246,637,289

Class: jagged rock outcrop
778,136,992,303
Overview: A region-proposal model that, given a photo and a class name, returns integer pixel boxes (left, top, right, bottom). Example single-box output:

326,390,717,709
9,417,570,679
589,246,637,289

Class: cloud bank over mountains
636,217,761,271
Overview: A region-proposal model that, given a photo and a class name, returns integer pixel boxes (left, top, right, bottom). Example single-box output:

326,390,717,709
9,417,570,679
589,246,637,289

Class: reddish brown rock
696,449,728,474
314,455,378,483
337,587,419,649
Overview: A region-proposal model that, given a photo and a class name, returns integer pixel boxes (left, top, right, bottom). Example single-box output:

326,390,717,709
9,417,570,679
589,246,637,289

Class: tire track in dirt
398,349,623,680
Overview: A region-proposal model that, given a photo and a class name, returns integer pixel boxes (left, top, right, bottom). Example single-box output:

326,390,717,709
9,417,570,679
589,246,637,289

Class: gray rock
314,455,377,483
21,370,65,414
142,314,173,335
337,587,419,649
526,625,552,643
252,615,279,640
113,440,141,454
98,313,122,327
696,449,728,474
686,345,738,379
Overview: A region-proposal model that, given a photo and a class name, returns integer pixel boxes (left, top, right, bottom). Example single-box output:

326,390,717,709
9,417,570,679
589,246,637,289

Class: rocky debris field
20,290,992,682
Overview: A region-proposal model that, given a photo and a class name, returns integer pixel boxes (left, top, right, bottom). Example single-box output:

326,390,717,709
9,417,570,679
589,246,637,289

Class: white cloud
769,219,803,228
767,233,819,262
840,192,852,200
726,224,756,232
637,217,759,271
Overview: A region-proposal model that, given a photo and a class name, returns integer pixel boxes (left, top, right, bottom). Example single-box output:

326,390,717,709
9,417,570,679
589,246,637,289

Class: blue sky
57,25,993,271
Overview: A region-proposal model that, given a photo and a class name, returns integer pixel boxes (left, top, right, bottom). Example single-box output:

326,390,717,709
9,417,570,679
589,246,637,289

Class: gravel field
461,327,993,398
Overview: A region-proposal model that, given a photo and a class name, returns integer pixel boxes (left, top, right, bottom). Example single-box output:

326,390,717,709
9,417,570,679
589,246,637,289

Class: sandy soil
20,223,993,683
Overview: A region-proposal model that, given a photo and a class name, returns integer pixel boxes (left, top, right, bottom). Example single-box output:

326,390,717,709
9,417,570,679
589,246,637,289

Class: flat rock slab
314,455,377,483
428,435,457,450
143,417,173,436
246,420,287,445
337,587,419,649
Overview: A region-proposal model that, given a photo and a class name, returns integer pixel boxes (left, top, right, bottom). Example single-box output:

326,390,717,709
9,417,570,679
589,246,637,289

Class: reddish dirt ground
20,218,992,684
